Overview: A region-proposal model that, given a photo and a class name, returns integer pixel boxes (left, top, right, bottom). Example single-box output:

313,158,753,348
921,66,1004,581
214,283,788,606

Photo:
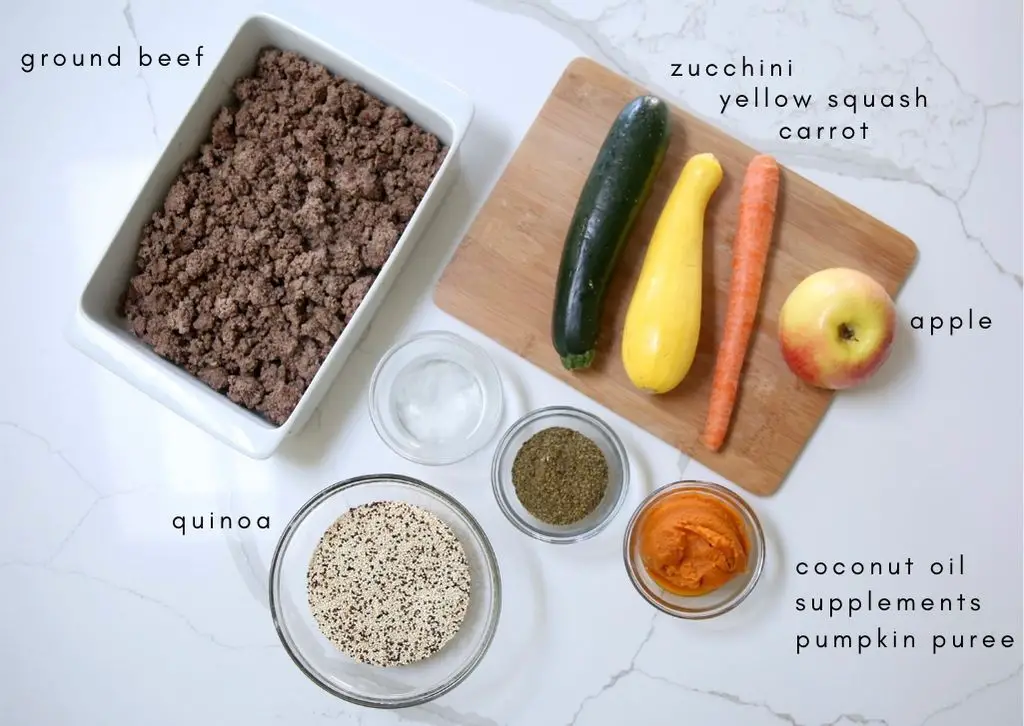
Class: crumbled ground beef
121,48,447,425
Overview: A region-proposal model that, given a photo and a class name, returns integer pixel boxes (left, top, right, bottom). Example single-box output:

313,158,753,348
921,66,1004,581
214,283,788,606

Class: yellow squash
622,152,723,394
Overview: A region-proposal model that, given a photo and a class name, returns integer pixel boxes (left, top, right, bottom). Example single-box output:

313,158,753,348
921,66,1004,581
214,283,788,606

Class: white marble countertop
1,0,1021,724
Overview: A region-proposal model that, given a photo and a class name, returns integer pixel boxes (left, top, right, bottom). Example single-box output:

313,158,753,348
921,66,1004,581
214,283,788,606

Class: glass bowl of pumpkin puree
623,481,764,619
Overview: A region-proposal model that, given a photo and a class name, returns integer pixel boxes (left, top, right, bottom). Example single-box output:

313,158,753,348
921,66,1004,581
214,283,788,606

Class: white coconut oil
392,357,483,445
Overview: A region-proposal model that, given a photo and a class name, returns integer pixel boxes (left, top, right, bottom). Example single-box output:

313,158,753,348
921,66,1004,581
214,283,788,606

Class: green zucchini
551,94,672,370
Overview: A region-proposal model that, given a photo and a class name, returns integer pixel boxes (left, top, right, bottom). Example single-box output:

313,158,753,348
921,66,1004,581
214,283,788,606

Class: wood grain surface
434,58,918,495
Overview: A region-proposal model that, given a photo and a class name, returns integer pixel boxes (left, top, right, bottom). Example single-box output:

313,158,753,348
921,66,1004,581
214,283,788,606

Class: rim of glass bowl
490,405,630,545
622,480,766,620
267,473,503,708
367,330,504,466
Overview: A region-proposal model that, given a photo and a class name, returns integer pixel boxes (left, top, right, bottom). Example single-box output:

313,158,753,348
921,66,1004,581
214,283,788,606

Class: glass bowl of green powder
491,405,629,544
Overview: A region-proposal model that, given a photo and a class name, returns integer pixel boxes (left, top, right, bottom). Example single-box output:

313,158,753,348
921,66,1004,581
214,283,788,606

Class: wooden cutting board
434,58,918,495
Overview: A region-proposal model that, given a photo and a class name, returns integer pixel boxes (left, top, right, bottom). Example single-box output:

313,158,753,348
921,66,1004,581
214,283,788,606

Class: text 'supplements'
793,555,1017,657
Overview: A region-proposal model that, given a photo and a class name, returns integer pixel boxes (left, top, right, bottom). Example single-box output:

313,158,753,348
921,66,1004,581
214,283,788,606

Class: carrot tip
699,433,722,452
751,153,778,166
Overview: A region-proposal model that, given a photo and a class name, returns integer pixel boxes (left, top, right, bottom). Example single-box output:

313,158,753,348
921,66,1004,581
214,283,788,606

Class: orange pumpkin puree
638,491,749,596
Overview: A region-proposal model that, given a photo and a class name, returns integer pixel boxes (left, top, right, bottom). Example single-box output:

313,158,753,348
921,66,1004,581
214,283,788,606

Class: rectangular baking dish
67,13,474,458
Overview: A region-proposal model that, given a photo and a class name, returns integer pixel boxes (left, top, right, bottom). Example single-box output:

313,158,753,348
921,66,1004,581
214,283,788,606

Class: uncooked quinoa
120,48,447,425
307,501,471,667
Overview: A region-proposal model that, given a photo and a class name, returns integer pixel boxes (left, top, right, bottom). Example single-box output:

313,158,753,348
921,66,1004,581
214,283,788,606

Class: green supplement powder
511,426,609,525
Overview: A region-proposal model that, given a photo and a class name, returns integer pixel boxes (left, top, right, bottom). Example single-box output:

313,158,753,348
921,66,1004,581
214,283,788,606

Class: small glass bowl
268,474,502,708
623,480,765,619
491,405,629,544
369,331,504,466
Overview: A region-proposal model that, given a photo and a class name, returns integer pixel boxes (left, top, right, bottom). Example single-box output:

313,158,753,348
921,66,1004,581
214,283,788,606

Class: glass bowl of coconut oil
369,330,504,465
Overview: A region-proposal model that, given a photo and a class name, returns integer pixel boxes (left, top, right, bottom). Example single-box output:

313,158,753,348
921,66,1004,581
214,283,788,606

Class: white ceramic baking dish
68,13,473,458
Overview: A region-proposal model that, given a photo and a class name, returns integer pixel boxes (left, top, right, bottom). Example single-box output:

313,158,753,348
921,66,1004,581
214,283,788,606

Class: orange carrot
700,154,780,452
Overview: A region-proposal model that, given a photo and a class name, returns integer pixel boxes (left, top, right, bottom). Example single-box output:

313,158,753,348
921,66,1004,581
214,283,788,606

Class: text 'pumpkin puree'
637,491,750,595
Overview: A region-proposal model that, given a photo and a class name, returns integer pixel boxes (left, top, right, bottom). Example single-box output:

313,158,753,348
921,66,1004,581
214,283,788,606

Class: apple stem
839,323,858,342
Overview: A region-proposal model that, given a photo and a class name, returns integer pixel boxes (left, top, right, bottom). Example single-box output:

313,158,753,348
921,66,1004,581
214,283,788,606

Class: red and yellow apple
778,268,895,390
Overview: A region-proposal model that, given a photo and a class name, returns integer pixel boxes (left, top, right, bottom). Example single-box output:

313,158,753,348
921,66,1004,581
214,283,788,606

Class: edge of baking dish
67,12,474,458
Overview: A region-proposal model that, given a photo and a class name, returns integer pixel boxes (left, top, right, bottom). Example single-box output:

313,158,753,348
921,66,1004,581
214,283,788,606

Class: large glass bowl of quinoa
269,474,501,708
